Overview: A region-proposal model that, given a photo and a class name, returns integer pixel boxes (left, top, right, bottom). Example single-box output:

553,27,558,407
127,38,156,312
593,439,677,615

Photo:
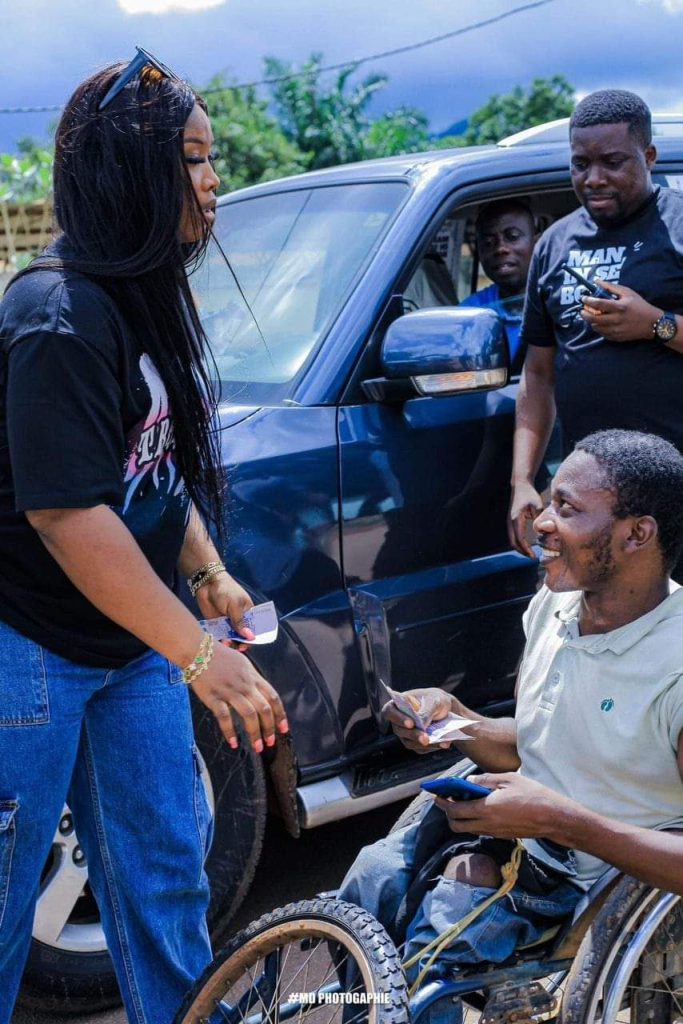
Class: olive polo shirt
516,583,683,884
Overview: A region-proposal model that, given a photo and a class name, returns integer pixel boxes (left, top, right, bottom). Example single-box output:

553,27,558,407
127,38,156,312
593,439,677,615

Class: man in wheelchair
339,428,683,1012
176,429,683,1024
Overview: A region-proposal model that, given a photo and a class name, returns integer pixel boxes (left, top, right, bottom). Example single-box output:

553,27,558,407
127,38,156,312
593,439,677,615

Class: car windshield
191,182,407,403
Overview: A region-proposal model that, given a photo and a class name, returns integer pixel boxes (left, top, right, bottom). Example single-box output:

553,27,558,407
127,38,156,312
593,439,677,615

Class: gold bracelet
187,562,227,597
182,632,215,685
188,561,225,589
189,565,227,597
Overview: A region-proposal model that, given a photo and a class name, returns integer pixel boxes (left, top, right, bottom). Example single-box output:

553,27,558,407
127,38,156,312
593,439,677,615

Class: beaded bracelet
182,632,215,685
187,561,227,597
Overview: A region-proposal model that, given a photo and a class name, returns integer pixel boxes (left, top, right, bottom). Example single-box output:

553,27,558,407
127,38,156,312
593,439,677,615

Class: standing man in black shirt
509,90,683,563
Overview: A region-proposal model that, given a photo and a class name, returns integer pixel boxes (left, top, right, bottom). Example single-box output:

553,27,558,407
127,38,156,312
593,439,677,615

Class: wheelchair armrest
447,758,478,779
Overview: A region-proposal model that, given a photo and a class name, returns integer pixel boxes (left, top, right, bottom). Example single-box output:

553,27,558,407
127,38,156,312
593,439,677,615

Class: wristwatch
652,311,678,344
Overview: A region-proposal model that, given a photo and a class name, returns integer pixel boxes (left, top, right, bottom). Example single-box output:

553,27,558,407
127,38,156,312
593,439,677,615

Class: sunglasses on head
98,46,180,111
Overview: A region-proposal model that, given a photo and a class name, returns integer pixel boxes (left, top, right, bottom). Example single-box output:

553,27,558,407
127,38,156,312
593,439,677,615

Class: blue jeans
0,619,213,1024
339,802,583,1024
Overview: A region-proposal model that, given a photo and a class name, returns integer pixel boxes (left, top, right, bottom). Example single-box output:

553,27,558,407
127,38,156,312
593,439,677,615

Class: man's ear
645,144,657,170
623,515,658,554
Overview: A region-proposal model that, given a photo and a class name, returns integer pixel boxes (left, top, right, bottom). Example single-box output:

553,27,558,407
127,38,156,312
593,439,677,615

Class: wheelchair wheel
560,875,683,1023
174,898,410,1024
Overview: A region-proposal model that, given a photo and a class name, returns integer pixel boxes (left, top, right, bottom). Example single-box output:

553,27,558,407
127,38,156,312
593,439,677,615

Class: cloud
4,0,683,152
118,0,225,12
638,0,683,10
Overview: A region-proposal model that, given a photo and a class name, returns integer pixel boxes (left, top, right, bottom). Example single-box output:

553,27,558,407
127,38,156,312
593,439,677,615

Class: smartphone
562,264,618,301
421,776,492,800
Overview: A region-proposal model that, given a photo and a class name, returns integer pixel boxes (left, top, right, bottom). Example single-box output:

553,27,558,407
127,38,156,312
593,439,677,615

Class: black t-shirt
521,187,683,453
0,252,191,667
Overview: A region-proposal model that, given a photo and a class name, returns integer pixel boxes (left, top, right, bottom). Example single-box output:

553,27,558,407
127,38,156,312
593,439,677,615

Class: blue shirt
461,283,524,365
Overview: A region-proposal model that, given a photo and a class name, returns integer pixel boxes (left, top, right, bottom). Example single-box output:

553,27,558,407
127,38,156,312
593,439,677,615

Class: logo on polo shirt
600,698,615,712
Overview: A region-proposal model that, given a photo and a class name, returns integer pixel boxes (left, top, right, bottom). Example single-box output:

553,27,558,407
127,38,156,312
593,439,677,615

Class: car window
191,182,407,401
400,190,581,377
404,191,582,313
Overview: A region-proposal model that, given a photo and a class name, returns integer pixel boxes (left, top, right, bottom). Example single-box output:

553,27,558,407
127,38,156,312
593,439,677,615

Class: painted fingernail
253,739,264,753
228,737,239,750
278,719,290,734
266,735,276,748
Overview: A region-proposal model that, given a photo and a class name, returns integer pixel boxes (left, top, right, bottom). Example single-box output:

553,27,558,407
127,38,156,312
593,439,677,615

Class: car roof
217,134,683,206
499,112,683,146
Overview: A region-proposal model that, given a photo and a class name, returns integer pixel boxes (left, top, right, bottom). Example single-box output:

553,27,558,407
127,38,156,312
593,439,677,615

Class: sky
2,0,683,153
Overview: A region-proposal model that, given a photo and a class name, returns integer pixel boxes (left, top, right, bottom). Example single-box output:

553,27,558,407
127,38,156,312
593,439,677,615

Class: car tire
17,700,267,1014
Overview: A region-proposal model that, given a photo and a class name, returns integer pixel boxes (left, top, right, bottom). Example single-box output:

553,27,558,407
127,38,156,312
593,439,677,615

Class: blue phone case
421,776,491,800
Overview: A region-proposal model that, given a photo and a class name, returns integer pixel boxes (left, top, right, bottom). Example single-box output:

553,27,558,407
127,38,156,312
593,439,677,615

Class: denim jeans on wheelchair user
0,617,213,1024
338,797,584,1024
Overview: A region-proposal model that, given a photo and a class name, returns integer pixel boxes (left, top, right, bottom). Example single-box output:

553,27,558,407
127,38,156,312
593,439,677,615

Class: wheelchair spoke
285,938,328,994
238,961,279,1024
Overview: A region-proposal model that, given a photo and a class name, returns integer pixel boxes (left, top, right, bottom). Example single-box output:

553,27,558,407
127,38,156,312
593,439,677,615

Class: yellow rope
403,839,525,997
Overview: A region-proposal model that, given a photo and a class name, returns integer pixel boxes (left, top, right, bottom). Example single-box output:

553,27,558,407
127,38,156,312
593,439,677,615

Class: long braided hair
11,61,225,542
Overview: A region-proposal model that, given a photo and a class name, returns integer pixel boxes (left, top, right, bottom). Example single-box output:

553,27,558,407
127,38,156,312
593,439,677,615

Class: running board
296,756,456,828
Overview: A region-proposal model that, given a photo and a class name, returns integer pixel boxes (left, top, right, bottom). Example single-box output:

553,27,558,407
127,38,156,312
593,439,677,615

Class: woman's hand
581,281,661,343
195,573,255,647
191,640,288,753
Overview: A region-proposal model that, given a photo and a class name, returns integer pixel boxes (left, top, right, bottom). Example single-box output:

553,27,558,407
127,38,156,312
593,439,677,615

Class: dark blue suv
22,120,683,1013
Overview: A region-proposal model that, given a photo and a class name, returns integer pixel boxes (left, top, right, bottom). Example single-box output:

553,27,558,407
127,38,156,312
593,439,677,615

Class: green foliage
0,137,53,203
265,54,439,167
365,106,431,158
431,134,469,151
458,75,575,146
0,70,578,201
265,53,387,168
199,76,308,193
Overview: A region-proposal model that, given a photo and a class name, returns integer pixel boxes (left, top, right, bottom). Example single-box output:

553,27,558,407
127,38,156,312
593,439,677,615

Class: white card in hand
201,601,279,645
424,712,477,744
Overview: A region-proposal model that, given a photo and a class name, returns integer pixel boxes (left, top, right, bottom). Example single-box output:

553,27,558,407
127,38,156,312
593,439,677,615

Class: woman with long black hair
0,51,287,1022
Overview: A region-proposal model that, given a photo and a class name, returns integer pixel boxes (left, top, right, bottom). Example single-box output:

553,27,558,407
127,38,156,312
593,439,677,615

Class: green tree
450,75,575,147
365,106,431,158
0,136,53,203
265,54,386,168
200,76,308,193
266,54,436,167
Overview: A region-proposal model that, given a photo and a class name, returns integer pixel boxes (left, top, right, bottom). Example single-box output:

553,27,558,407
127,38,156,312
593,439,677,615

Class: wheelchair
174,761,683,1024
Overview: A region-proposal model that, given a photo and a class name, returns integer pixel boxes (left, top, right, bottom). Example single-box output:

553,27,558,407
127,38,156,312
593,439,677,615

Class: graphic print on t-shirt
123,354,186,514
559,245,631,320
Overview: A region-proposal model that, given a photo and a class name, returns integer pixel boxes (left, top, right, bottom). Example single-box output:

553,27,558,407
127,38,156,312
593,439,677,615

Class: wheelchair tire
560,874,682,1023
174,897,410,1024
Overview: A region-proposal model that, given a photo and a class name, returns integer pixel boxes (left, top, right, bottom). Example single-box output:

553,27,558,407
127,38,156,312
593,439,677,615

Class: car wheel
17,702,267,1014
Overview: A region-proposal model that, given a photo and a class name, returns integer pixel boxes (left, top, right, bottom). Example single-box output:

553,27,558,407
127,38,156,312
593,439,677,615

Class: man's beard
584,523,617,585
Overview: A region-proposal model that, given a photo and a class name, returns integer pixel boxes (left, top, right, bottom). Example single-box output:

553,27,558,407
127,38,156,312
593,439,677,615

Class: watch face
656,314,677,342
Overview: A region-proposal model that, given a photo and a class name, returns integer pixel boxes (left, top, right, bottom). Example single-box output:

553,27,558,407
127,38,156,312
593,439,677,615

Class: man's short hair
569,90,652,148
475,198,534,236
575,429,683,571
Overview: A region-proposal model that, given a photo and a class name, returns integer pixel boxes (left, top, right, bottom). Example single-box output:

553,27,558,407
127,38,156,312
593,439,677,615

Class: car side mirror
362,307,509,402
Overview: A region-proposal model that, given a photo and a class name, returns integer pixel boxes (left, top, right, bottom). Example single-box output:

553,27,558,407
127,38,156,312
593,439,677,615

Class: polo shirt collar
553,584,683,654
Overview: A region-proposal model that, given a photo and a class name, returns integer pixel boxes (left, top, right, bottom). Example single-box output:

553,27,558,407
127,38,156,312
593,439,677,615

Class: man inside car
462,198,536,371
